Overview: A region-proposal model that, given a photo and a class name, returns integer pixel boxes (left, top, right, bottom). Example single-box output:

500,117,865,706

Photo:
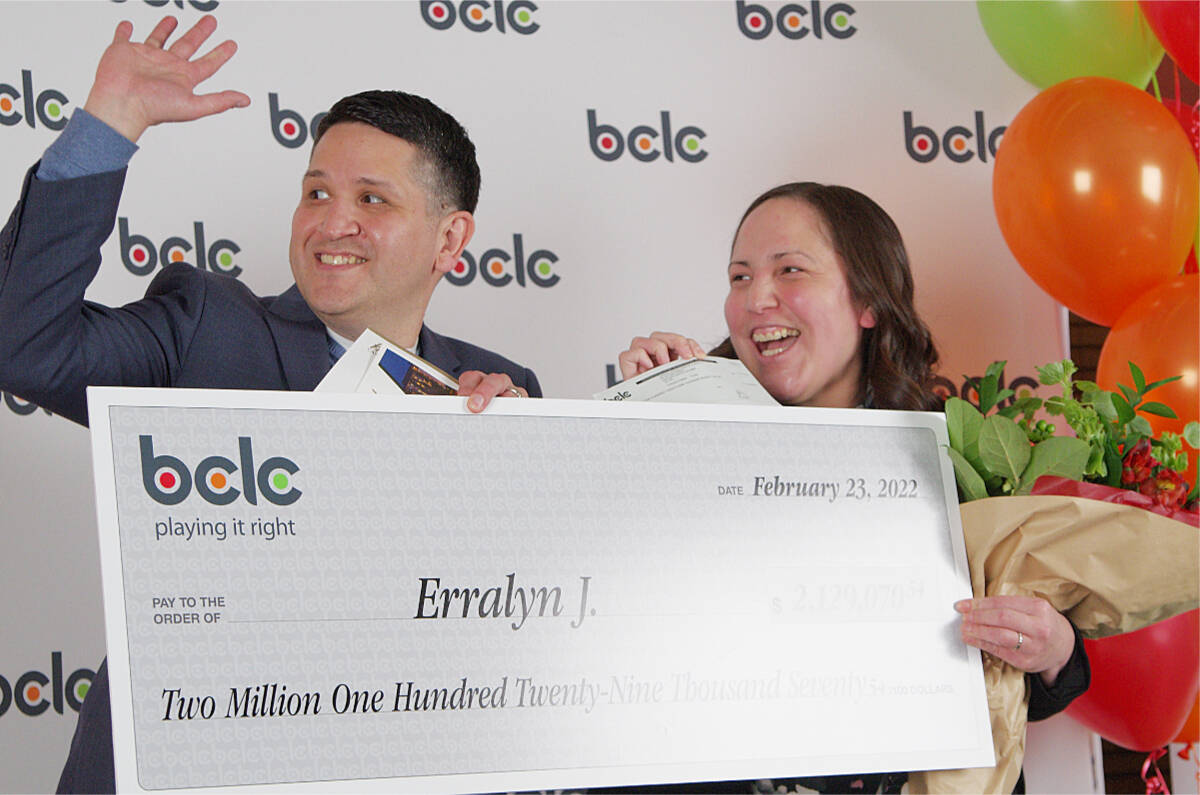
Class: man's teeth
752,328,799,343
318,254,366,265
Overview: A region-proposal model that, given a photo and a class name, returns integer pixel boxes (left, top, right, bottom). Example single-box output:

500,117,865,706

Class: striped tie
328,336,347,366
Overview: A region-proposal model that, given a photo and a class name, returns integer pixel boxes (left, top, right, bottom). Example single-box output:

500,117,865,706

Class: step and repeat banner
0,1,1070,791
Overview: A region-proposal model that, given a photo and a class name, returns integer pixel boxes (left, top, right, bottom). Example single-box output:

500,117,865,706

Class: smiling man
0,15,539,793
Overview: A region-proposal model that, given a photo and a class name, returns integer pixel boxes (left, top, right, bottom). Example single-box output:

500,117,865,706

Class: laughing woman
614,183,1089,795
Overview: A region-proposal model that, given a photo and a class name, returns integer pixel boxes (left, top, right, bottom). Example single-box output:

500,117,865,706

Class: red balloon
1097,275,1199,485
1139,0,1200,84
1067,610,1200,751
1165,99,1199,162
993,78,1199,326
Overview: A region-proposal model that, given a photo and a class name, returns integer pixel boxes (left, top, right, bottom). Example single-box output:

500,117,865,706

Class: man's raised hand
83,15,250,143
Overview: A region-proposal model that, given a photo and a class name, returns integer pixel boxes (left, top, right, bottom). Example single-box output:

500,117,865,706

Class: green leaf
1128,361,1146,393
1138,401,1178,419
946,446,989,502
1075,380,1099,394
984,360,1007,381
1037,360,1065,386
1103,446,1123,487
1118,383,1138,407
1112,392,1135,426
1043,396,1067,416
978,415,1032,484
979,377,998,415
1090,391,1118,422
1016,437,1091,495
945,397,986,473
1129,416,1153,437
1144,375,1182,394
1184,422,1200,449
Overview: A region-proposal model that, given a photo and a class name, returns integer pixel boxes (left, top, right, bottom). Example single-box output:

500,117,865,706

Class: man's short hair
314,90,481,214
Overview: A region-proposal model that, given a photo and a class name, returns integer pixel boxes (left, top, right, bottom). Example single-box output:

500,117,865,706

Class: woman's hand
617,332,706,380
956,595,1075,686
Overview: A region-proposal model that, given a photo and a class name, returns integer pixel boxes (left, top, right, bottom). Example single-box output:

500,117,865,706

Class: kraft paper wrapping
910,495,1200,794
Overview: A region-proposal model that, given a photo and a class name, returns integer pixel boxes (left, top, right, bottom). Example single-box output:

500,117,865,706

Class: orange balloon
1097,275,1199,485
994,78,1199,326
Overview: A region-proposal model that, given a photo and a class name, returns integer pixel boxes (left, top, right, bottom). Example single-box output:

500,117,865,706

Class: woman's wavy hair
711,182,942,411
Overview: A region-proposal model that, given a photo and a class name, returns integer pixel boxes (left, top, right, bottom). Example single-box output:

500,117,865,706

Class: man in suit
0,15,540,792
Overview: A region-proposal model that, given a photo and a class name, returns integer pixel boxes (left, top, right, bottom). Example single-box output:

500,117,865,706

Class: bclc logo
110,1,220,9
119,218,241,279
588,110,707,163
736,1,857,40
448,234,559,287
1,391,50,417
904,111,1006,164
0,653,93,718
0,70,69,130
420,0,539,34
141,435,301,507
269,94,328,150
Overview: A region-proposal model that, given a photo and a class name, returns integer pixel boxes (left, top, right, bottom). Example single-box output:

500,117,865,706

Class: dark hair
711,182,941,411
315,90,481,214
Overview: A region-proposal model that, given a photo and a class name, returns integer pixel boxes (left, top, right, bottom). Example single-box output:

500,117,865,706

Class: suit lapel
265,285,329,392
418,325,464,378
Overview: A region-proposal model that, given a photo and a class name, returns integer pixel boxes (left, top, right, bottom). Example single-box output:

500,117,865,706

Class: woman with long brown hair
615,182,1088,794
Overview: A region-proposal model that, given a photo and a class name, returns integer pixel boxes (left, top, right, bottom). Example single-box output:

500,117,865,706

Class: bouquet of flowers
911,360,1199,794
944,359,1198,519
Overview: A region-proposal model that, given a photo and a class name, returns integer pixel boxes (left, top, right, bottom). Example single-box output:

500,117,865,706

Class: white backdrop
0,1,1077,791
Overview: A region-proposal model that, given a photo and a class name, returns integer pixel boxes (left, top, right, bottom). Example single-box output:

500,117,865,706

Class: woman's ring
1014,631,1023,652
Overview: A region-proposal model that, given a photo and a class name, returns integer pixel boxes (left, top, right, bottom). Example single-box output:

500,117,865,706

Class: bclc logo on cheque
420,0,539,33
141,436,301,506
736,1,857,39
0,70,69,130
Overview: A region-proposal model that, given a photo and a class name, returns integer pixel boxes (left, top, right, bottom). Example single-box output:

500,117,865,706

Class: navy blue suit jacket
0,164,541,792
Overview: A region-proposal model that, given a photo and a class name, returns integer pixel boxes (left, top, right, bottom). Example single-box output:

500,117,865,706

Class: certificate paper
87,389,993,793
594,356,778,406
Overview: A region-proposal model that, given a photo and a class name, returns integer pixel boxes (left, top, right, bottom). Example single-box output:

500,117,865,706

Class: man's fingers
112,20,134,45
456,371,524,413
190,40,239,83
144,16,178,48
167,14,218,59
190,90,252,118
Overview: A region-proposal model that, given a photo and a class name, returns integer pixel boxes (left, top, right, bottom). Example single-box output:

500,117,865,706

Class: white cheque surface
87,389,993,793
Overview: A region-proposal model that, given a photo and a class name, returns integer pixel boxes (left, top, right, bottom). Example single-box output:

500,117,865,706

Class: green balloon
978,0,1164,89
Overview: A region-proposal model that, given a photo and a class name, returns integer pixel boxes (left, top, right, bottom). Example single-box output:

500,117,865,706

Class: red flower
1150,468,1191,510
1121,439,1161,486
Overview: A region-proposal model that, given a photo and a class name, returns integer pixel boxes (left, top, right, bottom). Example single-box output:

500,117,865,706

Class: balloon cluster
980,0,1200,752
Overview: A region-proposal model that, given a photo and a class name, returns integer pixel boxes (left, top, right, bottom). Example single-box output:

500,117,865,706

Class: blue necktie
328,336,347,366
